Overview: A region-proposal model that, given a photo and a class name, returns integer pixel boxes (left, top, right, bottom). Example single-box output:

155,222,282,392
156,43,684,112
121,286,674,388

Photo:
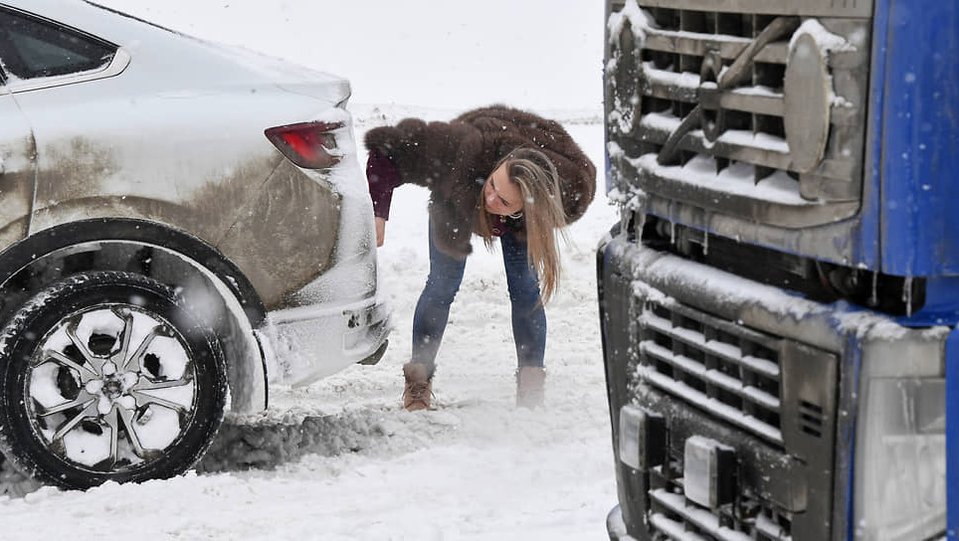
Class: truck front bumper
606,505,638,541
598,233,950,540
597,234,837,540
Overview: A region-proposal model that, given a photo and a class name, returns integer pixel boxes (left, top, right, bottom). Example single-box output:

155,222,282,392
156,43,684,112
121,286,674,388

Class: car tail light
265,121,344,169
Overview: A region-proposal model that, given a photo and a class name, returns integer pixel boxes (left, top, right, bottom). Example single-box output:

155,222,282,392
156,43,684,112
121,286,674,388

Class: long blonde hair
475,148,568,303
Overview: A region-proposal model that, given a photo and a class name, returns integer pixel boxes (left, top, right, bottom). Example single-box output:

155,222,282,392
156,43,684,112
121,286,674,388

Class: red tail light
265,121,344,169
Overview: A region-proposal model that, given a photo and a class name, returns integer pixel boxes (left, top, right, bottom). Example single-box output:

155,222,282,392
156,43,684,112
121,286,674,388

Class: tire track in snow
0,405,460,498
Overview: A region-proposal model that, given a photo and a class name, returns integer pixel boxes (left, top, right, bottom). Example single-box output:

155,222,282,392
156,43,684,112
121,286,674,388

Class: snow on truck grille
606,0,872,228
637,300,785,445
647,459,793,541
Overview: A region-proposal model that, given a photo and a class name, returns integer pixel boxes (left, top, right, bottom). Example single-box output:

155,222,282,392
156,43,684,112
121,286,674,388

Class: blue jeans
411,224,547,376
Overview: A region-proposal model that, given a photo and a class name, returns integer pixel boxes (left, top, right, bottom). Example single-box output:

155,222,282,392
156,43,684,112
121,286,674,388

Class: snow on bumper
251,106,393,388
258,294,391,387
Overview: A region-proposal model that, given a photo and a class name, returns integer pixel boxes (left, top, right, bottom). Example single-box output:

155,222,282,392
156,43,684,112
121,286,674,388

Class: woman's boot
402,362,433,411
516,366,546,408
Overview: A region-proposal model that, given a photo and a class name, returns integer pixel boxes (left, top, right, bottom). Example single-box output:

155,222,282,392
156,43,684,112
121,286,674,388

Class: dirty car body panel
0,84,33,246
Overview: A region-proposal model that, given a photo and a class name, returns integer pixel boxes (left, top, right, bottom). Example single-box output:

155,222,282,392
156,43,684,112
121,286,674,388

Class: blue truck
598,0,957,539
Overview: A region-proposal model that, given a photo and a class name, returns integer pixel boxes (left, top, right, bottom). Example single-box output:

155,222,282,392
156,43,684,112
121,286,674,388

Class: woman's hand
375,217,386,247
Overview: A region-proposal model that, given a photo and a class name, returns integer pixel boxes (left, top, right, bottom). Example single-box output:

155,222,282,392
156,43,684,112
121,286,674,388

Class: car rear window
0,8,116,81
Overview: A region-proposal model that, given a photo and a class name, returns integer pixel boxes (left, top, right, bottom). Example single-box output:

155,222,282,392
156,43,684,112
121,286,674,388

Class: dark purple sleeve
366,149,403,220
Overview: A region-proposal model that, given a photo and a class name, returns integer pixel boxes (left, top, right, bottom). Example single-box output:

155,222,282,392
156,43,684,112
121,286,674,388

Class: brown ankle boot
402,362,433,411
516,366,546,408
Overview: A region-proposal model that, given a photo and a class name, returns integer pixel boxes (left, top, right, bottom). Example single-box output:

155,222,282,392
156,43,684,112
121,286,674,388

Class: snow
730,85,781,98
789,19,855,57
789,19,856,113
638,366,783,444
134,406,182,450
639,112,791,155
627,250,822,322
651,489,752,541
62,426,112,467
641,62,702,90
28,363,67,410
605,0,650,136
606,0,650,47
0,1,618,539
145,334,189,380
630,153,803,206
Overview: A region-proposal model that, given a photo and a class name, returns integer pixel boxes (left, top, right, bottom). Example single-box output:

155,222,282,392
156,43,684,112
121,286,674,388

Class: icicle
870,272,879,307
666,199,676,245
634,191,648,237
902,276,913,317
619,189,647,239
702,211,712,256
619,203,631,237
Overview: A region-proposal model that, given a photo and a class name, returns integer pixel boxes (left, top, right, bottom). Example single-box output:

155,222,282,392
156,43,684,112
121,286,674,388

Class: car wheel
0,271,227,489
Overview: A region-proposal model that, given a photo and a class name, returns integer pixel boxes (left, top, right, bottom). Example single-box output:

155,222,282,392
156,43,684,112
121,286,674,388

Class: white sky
96,0,605,112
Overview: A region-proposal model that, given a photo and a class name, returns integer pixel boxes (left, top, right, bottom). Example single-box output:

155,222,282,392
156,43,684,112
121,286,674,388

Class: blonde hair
475,148,568,303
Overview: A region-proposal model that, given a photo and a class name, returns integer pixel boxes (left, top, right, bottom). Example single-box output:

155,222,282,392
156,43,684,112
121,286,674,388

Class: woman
365,105,596,410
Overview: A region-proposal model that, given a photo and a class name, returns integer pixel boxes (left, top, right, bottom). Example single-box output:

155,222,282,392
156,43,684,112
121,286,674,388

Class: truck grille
606,0,872,228
648,459,792,541
604,242,842,540
637,300,783,444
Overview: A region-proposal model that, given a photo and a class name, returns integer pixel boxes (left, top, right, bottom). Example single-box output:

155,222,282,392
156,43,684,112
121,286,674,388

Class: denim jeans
411,223,547,376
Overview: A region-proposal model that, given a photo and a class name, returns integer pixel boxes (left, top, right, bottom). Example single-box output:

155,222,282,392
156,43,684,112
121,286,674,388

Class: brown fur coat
364,105,596,258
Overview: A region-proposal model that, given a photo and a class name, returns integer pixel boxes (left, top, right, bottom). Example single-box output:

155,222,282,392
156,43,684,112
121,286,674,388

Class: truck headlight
855,378,946,540
683,436,736,510
618,405,665,471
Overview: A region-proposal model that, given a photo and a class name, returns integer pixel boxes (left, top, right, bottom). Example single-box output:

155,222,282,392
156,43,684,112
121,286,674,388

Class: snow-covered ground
0,2,620,539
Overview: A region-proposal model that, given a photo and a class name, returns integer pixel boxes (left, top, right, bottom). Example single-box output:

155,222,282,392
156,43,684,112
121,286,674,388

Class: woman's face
483,162,524,216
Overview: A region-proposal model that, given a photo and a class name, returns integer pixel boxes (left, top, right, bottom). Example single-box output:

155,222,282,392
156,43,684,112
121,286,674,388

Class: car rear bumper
257,294,392,387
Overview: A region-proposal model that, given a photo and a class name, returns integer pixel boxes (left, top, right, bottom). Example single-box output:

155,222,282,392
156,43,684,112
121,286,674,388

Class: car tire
0,271,227,489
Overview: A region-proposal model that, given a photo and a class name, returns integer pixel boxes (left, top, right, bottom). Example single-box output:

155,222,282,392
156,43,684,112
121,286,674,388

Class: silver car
0,0,390,489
